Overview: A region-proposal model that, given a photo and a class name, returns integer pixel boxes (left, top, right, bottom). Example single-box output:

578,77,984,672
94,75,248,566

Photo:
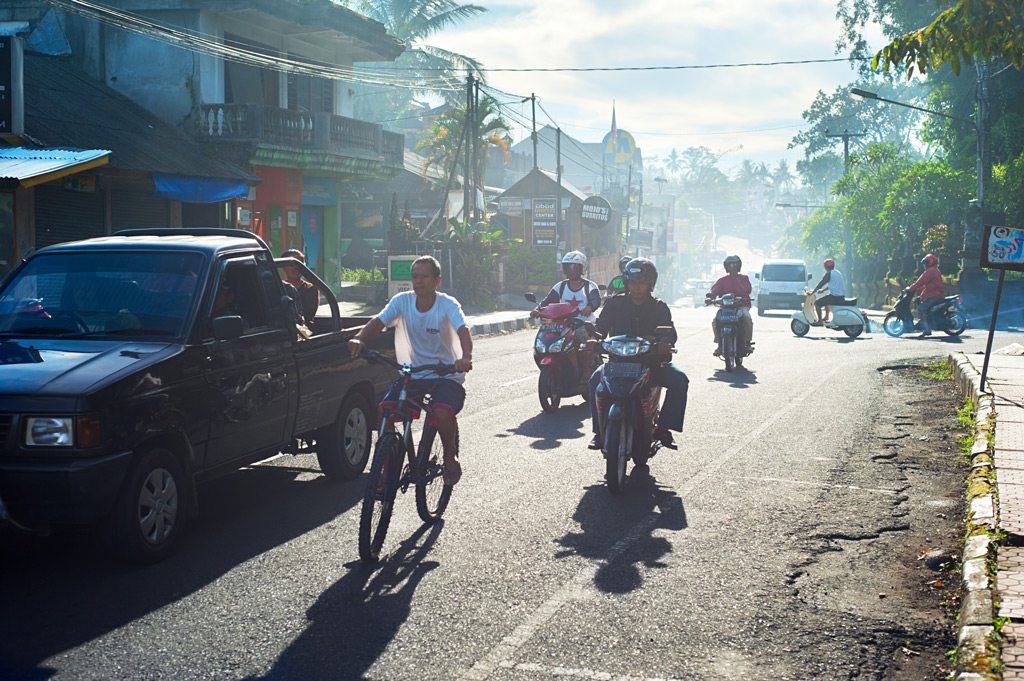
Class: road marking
728,476,899,495
456,365,842,681
499,660,685,681
500,373,538,387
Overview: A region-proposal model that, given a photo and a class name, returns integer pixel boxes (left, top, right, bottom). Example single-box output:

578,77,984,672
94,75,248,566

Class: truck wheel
318,393,373,480
757,301,766,317
104,447,187,564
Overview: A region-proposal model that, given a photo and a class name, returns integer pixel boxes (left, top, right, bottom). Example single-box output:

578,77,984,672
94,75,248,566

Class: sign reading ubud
982,225,1024,271
581,196,612,229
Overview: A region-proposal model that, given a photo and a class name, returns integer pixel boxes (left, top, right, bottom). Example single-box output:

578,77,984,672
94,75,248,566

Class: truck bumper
0,450,135,527
761,294,805,310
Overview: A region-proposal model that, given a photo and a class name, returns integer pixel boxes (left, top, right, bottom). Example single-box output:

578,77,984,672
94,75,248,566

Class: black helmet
623,257,658,289
618,255,632,273
723,255,742,273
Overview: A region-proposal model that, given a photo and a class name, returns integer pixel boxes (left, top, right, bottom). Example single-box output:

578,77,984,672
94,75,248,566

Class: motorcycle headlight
602,338,651,357
549,337,565,352
534,336,547,352
25,417,74,446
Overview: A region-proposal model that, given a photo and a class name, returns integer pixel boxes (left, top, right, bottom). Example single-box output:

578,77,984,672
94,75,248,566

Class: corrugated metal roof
0,147,110,183
23,54,257,183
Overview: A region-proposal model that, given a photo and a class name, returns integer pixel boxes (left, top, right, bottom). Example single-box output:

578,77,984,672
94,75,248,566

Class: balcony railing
198,103,403,168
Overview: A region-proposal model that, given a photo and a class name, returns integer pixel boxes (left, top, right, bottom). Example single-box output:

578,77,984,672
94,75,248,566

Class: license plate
605,362,641,378
541,323,564,332
717,310,741,322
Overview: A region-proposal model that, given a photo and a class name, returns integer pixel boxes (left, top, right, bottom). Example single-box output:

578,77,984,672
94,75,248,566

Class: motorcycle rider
587,258,688,451
809,258,846,325
606,255,632,298
705,254,753,356
531,250,602,374
908,253,944,337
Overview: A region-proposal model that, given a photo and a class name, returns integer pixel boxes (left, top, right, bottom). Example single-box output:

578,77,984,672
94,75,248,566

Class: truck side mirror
754,273,760,280
212,315,244,340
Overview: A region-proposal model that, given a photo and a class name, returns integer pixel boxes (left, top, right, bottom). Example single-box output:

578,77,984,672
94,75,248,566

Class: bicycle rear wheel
415,422,454,523
359,432,403,563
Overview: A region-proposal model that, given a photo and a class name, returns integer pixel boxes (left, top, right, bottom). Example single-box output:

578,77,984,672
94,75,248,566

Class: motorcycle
883,289,967,337
707,294,752,372
525,292,600,413
592,326,674,494
791,291,867,338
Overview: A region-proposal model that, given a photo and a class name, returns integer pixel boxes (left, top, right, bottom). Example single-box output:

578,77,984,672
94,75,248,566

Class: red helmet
823,259,835,268
921,253,937,267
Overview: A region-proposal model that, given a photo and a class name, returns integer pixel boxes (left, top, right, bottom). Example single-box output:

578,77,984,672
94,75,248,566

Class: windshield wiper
0,326,80,336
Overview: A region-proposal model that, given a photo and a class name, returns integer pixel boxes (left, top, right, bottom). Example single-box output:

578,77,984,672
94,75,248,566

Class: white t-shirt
376,291,468,383
550,279,598,323
826,269,845,297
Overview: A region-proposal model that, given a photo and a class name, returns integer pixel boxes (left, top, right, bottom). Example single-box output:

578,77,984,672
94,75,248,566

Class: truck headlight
25,417,73,446
24,415,102,448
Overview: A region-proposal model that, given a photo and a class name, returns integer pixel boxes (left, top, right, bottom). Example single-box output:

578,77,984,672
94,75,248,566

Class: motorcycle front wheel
791,319,810,337
723,334,736,372
882,312,906,338
538,366,561,413
604,419,628,495
943,311,967,336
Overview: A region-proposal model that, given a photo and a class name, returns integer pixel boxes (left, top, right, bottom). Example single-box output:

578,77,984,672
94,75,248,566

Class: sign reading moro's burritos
581,196,612,229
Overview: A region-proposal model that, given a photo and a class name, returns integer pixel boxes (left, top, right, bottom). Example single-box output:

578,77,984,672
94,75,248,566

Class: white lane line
728,476,900,495
500,373,538,387
500,660,685,681
455,365,842,681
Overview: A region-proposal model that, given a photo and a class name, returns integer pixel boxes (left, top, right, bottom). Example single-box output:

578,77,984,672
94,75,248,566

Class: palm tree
355,0,489,124
665,148,682,180
415,95,510,191
771,160,797,196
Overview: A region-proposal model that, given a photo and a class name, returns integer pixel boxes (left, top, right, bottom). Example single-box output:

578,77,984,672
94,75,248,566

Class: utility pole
625,164,633,248
530,93,538,170
471,78,480,222
463,75,473,227
556,127,564,250
825,128,866,284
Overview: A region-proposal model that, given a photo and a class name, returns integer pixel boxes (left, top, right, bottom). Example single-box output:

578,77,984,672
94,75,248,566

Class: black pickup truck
0,229,392,562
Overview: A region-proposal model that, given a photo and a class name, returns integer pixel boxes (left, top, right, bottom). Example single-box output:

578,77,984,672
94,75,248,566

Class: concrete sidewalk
950,345,1024,680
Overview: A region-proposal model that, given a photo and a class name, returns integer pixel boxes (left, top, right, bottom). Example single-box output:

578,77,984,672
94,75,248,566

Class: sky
428,0,886,177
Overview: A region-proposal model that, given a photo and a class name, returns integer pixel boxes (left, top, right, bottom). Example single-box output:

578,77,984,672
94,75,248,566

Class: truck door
202,256,291,467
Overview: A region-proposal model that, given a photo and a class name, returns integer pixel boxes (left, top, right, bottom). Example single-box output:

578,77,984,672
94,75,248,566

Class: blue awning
151,174,249,203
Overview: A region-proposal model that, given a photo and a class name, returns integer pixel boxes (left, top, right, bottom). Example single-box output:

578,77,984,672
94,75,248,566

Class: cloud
428,0,879,171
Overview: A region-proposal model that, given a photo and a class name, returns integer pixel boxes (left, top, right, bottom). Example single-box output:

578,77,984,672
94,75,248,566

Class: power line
397,57,867,73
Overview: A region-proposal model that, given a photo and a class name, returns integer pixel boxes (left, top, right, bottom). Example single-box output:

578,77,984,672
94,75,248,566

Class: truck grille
0,414,11,447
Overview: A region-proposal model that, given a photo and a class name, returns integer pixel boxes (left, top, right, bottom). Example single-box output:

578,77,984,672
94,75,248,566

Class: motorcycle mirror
524,292,537,303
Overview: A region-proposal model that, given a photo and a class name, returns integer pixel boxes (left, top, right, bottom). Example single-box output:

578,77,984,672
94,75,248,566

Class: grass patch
953,399,978,466
920,361,954,380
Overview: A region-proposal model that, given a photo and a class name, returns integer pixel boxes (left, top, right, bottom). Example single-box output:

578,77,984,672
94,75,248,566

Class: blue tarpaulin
151,174,249,203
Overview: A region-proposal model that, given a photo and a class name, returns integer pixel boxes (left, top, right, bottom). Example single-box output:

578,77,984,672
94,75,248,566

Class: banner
532,197,557,246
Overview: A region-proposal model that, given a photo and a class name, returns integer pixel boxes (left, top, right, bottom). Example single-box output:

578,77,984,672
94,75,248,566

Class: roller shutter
34,184,105,248
111,191,169,231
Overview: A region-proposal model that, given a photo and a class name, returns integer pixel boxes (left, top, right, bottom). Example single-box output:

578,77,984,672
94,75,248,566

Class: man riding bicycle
348,255,473,485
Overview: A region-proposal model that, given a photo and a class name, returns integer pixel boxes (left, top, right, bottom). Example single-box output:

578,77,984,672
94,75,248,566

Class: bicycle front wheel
415,422,454,523
359,432,403,563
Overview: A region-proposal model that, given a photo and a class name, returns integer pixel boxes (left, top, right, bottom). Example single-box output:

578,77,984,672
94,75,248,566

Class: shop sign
301,175,338,205
499,196,523,216
581,196,612,229
532,197,557,246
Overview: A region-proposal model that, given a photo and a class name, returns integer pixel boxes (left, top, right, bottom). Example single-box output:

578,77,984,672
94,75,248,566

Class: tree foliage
872,0,1024,78
414,95,510,190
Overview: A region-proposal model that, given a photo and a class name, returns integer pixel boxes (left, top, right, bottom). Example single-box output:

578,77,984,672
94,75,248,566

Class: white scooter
790,291,867,338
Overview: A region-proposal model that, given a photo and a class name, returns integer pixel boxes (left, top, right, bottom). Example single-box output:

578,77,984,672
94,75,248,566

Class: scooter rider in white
809,258,845,326
530,250,602,374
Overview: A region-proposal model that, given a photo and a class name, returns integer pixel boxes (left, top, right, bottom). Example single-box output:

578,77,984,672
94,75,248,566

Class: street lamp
849,87,982,201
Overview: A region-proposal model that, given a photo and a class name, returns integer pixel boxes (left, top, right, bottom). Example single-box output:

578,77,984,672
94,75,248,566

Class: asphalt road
2,305,1020,681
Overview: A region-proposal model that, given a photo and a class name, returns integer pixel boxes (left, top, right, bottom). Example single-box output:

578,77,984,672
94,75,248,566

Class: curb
467,315,532,338
949,352,1000,680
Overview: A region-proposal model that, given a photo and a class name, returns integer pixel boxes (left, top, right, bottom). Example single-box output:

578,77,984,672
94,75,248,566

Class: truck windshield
762,264,806,282
0,251,204,338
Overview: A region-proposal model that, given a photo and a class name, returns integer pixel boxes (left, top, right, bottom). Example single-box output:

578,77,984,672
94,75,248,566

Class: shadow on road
554,467,686,594
708,366,759,388
0,459,365,679
500,405,589,451
245,523,444,681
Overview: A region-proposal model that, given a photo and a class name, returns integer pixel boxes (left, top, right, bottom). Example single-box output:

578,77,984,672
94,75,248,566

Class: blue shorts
380,378,466,420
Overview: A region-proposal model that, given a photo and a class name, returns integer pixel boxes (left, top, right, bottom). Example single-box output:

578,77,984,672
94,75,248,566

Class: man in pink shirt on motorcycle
908,253,944,337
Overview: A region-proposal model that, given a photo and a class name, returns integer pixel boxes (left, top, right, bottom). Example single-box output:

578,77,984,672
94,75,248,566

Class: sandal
443,460,462,486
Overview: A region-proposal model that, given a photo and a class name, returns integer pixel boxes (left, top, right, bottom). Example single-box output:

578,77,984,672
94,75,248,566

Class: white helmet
561,250,587,267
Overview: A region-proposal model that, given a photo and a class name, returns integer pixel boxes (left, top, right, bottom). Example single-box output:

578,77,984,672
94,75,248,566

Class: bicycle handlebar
363,350,458,376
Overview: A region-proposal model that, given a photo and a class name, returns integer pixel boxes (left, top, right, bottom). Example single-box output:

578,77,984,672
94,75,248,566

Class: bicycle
358,350,459,563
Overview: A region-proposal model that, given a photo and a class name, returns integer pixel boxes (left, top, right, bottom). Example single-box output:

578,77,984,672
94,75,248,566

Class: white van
754,259,811,315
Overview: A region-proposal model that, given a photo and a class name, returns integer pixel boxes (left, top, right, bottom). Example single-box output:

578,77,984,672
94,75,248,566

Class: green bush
506,241,558,290
340,267,384,285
